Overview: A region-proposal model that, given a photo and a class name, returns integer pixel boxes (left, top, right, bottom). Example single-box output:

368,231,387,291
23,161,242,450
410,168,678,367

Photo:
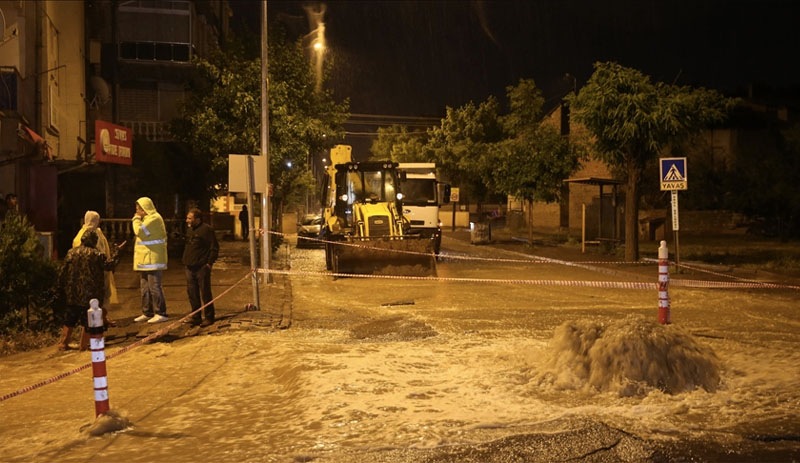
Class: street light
303,4,327,93
311,25,326,93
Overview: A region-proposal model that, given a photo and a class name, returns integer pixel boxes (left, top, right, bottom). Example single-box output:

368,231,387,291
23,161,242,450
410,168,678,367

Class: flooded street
1,235,799,462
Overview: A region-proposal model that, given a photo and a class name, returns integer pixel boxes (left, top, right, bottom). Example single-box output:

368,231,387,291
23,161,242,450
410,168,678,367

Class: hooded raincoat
132,197,168,271
72,210,119,305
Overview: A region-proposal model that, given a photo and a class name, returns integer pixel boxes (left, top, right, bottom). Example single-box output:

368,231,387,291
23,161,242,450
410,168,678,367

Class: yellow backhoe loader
320,145,436,276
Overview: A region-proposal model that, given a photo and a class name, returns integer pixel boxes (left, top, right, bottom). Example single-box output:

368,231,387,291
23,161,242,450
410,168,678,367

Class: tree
567,62,734,261
0,214,58,332
422,79,581,231
172,27,349,221
374,79,581,233
371,125,430,162
492,80,583,241
426,98,505,205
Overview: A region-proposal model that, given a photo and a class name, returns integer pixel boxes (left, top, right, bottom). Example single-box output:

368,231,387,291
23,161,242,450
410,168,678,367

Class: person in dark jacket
182,208,219,326
57,229,118,351
239,205,249,240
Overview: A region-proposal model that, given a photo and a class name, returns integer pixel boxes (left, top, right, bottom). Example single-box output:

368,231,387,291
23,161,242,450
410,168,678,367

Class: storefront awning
21,125,54,160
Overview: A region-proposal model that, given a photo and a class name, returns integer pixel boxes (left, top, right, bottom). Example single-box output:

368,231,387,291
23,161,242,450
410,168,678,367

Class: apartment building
0,0,85,247
0,0,230,256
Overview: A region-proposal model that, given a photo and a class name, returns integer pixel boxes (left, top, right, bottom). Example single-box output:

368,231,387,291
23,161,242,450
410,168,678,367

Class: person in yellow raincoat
132,197,170,323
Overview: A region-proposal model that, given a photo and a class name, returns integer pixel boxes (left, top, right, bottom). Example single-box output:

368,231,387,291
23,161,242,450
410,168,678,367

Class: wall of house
0,0,36,198
0,1,85,240
43,1,86,162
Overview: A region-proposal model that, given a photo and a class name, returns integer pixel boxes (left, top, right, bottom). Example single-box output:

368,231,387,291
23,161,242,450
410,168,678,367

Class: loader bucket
332,237,437,277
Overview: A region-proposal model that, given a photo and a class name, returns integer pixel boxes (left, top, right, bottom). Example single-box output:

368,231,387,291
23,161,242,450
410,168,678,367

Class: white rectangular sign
450,187,460,202
228,154,267,193
671,190,679,231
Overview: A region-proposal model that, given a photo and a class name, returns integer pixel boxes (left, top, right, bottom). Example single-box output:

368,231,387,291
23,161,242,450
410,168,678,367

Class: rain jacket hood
84,210,100,228
136,197,157,215
70,210,119,305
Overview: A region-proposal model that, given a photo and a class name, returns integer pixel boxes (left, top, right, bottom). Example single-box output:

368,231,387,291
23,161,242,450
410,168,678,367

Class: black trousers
185,265,215,322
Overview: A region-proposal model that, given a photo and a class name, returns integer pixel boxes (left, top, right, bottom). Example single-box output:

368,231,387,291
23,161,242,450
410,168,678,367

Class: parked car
296,214,324,248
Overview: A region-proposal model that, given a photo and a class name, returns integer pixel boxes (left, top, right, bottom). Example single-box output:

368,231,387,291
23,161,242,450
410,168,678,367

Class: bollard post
658,240,671,325
87,298,110,417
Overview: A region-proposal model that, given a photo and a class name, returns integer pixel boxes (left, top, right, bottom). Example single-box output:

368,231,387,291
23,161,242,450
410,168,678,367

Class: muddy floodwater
1,236,799,462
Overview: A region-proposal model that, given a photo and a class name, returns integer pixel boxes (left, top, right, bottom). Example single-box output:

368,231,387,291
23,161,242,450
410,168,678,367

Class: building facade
0,0,85,247
0,0,230,256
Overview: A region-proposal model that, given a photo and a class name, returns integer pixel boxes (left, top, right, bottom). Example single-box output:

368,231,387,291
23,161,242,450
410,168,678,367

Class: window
401,178,437,205
46,19,60,132
117,0,192,63
0,71,18,110
118,41,191,62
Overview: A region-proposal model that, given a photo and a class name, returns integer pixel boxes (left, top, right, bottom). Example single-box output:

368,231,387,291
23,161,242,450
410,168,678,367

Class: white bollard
658,240,671,324
87,298,110,416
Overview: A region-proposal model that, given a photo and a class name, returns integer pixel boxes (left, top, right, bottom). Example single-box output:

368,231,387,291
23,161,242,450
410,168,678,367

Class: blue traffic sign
660,157,687,190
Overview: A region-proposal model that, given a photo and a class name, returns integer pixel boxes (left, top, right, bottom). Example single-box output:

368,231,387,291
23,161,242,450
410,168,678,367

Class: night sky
234,0,800,117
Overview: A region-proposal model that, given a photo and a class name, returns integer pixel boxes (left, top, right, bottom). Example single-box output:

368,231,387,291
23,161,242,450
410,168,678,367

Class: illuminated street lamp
311,25,326,93
302,4,327,93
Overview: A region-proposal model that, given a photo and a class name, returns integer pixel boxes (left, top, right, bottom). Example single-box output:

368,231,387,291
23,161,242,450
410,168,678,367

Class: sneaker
134,314,151,322
200,319,214,327
147,314,169,324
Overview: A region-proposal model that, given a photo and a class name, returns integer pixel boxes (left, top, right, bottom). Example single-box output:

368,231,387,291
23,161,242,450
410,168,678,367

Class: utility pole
261,1,272,282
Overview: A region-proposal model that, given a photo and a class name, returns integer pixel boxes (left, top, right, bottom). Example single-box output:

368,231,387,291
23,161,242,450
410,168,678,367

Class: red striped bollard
658,240,671,324
87,298,110,417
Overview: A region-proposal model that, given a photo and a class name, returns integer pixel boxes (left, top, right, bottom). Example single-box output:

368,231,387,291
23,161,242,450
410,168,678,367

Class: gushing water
535,316,721,397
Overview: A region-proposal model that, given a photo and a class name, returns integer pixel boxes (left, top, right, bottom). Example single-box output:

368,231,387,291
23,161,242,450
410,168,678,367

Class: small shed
563,177,624,242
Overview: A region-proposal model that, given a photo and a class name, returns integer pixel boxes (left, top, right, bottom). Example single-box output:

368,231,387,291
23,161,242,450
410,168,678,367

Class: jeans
139,270,167,317
186,265,215,322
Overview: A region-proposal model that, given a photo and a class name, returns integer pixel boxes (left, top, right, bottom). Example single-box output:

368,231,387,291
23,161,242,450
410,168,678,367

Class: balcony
120,120,173,142
118,41,192,63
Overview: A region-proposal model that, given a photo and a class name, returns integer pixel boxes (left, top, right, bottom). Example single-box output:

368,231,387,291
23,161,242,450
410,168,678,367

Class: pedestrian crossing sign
660,157,687,191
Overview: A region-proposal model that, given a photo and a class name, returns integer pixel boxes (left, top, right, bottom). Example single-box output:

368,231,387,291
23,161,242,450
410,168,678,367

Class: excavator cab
333,162,405,234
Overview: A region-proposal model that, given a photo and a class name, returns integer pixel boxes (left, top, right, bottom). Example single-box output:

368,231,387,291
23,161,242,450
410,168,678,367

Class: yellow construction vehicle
320,145,437,276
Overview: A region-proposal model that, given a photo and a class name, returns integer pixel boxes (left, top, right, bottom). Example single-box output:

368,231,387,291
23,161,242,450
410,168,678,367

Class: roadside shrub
0,213,59,334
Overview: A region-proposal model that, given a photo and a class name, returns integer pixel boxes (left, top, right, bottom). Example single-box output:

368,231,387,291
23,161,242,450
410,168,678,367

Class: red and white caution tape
0,273,252,404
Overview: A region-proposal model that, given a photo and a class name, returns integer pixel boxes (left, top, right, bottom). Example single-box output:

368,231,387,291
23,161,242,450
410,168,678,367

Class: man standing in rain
182,207,218,326
132,197,169,323
239,205,249,240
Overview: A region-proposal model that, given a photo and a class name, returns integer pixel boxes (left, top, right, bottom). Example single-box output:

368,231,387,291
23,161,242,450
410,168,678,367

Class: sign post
660,157,687,266
450,187,460,231
229,154,262,310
